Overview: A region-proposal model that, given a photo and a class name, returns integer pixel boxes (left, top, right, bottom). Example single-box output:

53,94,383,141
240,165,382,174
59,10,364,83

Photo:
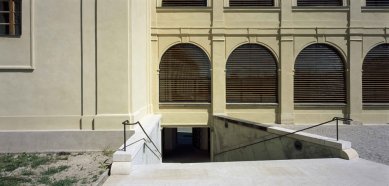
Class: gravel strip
281,124,389,166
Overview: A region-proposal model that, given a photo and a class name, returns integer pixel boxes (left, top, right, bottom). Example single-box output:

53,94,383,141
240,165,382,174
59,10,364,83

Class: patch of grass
0,153,52,171
37,176,51,185
30,154,53,168
102,148,115,157
51,177,78,186
81,178,88,184
43,165,70,176
0,176,31,185
98,162,107,169
21,169,34,176
91,175,99,182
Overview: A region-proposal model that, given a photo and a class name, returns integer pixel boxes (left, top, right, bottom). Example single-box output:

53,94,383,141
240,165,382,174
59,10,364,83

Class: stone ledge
268,126,352,150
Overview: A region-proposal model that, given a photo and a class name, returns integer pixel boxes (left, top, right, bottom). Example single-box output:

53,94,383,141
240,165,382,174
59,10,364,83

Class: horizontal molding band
152,27,388,36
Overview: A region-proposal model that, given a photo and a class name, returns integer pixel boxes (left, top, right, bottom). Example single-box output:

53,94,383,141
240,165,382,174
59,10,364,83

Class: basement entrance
162,127,210,163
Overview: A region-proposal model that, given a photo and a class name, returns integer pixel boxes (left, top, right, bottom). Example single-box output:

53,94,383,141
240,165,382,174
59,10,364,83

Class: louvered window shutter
229,0,274,7
162,0,207,6
226,44,278,103
363,44,389,103
294,44,346,104
159,44,211,103
297,0,342,6
366,0,389,6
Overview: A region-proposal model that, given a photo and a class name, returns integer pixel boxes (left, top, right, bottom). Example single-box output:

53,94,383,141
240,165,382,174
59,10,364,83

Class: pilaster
212,35,226,115
212,0,224,27
279,35,295,124
348,33,363,124
81,0,97,129
95,0,131,129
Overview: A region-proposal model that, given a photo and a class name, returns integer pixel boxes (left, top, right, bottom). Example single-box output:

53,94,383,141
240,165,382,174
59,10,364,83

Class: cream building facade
1,0,389,134
0,0,151,131
152,0,389,127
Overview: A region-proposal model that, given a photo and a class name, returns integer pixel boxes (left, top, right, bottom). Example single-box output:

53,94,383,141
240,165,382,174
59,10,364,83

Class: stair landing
104,158,389,186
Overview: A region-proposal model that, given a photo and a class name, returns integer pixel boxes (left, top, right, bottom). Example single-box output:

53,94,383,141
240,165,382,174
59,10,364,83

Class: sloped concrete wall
212,116,357,162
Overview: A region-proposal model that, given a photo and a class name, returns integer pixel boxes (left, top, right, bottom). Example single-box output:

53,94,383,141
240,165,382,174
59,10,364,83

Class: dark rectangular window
229,0,274,7
297,0,342,6
366,0,389,6
162,0,207,7
0,0,21,36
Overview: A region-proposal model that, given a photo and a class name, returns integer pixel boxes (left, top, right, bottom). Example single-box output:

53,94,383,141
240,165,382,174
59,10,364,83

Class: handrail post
336,118,339,141
122,120,129,151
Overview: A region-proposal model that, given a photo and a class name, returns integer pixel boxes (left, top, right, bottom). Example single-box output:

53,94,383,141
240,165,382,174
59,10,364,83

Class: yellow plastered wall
152,0,389,125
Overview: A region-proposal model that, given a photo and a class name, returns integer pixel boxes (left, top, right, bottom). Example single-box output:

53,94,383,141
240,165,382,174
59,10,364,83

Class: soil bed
0,151,113,186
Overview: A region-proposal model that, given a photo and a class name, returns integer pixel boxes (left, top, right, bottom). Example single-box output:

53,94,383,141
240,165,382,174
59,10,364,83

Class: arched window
297,0,342,6
229,0,274,7
294,44,346,104
162,0,207,7
159,44,211,103
363,44,389,103
366,0,389,6
226,44,278,103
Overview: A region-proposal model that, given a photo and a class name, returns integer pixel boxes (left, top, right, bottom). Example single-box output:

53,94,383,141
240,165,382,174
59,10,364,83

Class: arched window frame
294,43,346,104
362,43,389,104
226,43,278,104
159,43,211,103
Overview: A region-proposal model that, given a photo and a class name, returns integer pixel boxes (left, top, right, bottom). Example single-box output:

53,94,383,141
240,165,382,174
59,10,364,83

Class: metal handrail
119,138,161,160
215,117,352,156
121,120,162,158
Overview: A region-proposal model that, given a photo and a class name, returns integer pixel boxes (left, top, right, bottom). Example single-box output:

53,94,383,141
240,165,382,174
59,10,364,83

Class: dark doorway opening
162,127,210,163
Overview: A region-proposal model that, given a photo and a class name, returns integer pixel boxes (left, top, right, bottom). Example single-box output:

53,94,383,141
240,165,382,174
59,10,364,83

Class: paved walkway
104,158,389,186
282,124,389,166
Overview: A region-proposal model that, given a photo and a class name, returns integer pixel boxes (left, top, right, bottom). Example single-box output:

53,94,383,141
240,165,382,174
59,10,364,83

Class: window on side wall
297,0,343,6
162,0,207,7
229,0,274,7
366,0,389,6
0,0,21,36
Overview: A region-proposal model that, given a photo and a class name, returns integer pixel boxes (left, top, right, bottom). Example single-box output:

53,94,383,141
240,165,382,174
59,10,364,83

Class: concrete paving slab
104,158,389,186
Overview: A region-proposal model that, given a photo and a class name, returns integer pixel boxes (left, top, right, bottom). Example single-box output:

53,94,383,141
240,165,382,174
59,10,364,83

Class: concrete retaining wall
0,130,130,153
111,115,162,175
212,115,358,162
